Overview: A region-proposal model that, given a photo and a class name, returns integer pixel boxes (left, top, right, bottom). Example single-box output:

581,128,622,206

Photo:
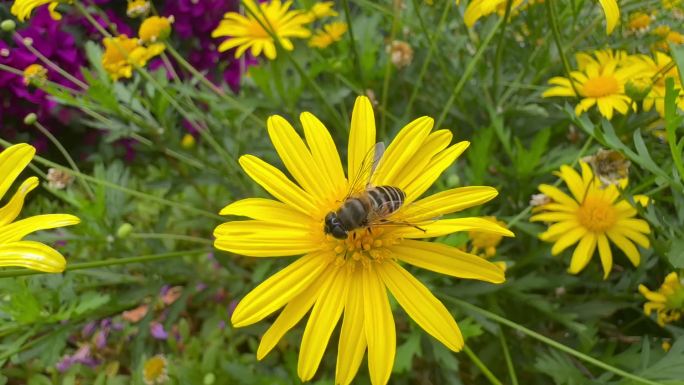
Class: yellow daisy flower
214,96,513,385
23,63,48,86
462,0,619,34
127,0,151,18
468,216,507,258
303,1,338,22
10,0,69,21
543,50,639,120
308,21,347,49
0,143,80,273
639,272,684,327
139,16,173,43
212,0,311,60
627,52,684,117
531,162,650,279
627,11,652,33
142,354,169,385
101,35,165,81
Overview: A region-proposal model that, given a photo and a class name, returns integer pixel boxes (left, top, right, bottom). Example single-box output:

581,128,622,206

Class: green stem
129,233,213,245
0,138,223,221
14,32,89,90
463,345,504,385
435,17,504,129
493,0,514,101
406,0,451,119
341,0,365,90
32,121,95,199
546,0,580,98
499,329,519,385
448,297,663,385
379,3,400,137
0,248,210,279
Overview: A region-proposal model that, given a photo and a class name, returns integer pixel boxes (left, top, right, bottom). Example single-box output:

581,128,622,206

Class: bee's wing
343,142,386,201
366,199,440,229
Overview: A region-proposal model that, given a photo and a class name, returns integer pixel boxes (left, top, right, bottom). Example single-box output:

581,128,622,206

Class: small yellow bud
181,133,195,149
1,20,16,32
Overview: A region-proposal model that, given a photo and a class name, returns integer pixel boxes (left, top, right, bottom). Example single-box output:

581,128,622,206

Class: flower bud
625,78,652,102
116,223,134,238
23,113,37,125
139,16,173,43
1,20,16,32
181,133,195,149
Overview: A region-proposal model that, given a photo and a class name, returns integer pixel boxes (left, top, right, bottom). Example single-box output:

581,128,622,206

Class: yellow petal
530,212,577,223
298,267,348,381
598,0,619,34
618,227,650,249
373,116,433,186
567,232,597,274
300,112,346,200
219,198,312,226
336,270,366,385
618,218,651,234
597,234,613,279
0,240,67,273
268,115,330,202
539,220,580,242
387,129,452,191
348,96,376,187
0,177,38,226
239,155,318,215
213,220,318,257
377,261,463,351
396,218,514,239
403,141,470,201
362,267,395,385
549,226,586,255
391,240,505,283
537,185,578,209
231,252,331,327
0,214,80,244
0,143,35,201
400,186,499,222
557,165,587,202
638,284,667,303
606,230,641,266
257,266,333,360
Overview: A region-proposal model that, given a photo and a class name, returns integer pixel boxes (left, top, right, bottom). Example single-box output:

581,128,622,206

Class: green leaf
394,330,422,373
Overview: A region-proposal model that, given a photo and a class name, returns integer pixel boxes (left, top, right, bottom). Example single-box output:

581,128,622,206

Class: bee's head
324,212,347,240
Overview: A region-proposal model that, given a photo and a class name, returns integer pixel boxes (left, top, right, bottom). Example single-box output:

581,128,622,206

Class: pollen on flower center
581,75,620,98
326,227,400,267
577,197,616,232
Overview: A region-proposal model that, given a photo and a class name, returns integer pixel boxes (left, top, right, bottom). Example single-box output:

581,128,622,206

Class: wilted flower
0,143,80,272
581,149,630,188
139,16,174,43
143,355,169,385
387,40,413,69
46,168,74,189
215,96,512,385
530,193,551,207
212,0,311,60
531,162,650,279
308,22,347,48
639,272,684,327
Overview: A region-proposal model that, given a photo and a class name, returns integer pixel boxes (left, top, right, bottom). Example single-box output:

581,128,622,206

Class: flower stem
129,233,213,245
0,138,223,221
493,0,514,101
463,344,504,385
447,297,663,385
0,248,210,279
341,0,365,90
32,120,95,199
379,2,401,138
546,0,580,98
499,329,519,385
435,16,504,129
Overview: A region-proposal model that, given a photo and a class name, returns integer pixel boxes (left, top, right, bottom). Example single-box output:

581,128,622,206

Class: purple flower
150,322,168,340
55,345,99,372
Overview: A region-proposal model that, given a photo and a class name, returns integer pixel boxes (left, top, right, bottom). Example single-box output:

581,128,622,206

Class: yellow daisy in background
462,0,524,28
214,96,513,385
10,0,68,21
468,216,507,258
138,16,173,43
531,162,650,279
628,52,684,117
543,50,638,120
212,0,311,60
22,63,48,86
308,21,347,49
303,1,338,22
639,272,684,327
0,143,80,272
101,35,165,81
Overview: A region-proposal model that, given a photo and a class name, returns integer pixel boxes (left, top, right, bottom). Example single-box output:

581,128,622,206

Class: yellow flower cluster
543,49,684,119
639,272,684,326
212,0,345,59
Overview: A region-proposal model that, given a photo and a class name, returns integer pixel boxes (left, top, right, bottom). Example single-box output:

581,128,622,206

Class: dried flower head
387,40,413,69
46,168,74,189
581,149,630,188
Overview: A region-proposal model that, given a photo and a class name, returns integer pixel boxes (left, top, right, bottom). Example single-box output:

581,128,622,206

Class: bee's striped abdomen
368,186,405,216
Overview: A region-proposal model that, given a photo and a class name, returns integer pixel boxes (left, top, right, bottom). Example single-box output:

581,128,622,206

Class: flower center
582,76,620,98
325,227,400,268
576,197,616,233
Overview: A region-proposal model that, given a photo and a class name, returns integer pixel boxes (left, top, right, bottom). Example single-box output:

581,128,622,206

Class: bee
324,143,409,240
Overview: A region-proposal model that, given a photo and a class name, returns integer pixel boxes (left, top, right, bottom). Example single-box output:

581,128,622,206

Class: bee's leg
412,224,427,233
